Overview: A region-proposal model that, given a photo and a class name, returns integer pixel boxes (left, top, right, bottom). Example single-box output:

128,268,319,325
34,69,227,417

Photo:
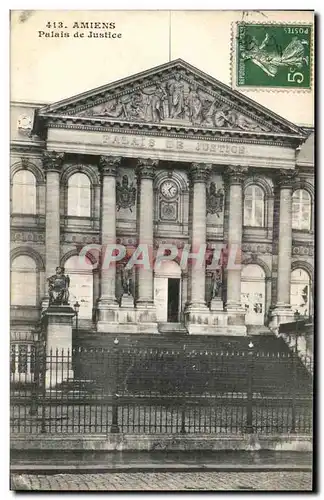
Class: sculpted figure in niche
121,265,133,297
167,74,185,119
48,266,70,305
211,269,223,299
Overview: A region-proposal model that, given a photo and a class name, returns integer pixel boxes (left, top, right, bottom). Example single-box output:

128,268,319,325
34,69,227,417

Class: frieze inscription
102,134,246,156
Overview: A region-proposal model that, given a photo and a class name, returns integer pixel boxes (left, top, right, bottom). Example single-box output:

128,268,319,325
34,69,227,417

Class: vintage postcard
10,9,314,492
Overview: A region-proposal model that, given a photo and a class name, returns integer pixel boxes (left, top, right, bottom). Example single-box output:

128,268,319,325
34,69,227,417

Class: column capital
136,158,158,180
189,163,212,183
224,165,249,185
42,151,64,173
277,169,298,188
99,155,121,176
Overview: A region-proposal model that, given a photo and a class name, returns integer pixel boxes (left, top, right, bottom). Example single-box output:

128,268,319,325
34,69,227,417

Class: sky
10,10,314,126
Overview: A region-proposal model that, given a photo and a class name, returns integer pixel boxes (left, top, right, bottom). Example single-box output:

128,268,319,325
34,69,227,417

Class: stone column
186,163,210,311
42,151,64,306
135,158,157,308
224,166,247,331
271,170,296,327
97,156,120,331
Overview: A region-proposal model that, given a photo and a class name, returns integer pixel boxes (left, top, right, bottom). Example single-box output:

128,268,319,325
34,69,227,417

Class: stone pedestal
121,294,134,308
210,297,224,312
44,305,75,388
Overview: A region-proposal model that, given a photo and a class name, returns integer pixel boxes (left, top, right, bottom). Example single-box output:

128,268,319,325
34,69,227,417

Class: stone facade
10,60,314,337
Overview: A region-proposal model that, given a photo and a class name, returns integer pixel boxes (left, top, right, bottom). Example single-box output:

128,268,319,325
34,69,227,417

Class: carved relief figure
48,266,70,305
97,98,126,119
167,74,185,119
124,92,146,120
116,175,136,212
143,84,167,122
206,182,224,217
185,83,203,125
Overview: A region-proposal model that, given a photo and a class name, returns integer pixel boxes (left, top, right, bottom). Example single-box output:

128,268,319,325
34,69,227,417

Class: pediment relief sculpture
36,60,306,140
78,75,270,132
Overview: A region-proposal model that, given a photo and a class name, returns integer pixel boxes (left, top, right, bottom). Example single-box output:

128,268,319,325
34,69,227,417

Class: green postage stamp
236,23,312,89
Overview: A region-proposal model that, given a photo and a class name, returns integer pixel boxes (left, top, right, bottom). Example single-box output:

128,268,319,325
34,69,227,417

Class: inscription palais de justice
102,134,246,155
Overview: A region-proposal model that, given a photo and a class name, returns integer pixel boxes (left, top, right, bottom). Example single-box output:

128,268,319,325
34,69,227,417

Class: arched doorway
290,268,311,316
154,260,182,323
241,264,266,325
64,255,94,319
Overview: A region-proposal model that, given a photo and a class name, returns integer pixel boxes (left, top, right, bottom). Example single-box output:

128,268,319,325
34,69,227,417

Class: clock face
160,180,178,199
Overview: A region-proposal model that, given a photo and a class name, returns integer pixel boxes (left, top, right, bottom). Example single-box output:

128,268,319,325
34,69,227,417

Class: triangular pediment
36,59,305,139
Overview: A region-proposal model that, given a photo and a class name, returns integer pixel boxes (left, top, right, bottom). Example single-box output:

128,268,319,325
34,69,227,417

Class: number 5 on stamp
235,23,312,89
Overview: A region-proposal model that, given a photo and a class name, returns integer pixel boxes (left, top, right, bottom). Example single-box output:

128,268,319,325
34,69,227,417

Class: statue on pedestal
121,265,133,297
211,269,223,300
48,266,70,305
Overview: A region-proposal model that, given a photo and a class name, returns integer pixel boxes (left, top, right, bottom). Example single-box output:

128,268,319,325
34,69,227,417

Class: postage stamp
235,23,312,89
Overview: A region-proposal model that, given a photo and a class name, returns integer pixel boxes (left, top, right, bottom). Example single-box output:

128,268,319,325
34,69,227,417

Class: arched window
12,170,36,214
67,173,91,217
290,268,311,316
292,189,311,231
11,255,37,306
64,255,94,319
244,185,265,227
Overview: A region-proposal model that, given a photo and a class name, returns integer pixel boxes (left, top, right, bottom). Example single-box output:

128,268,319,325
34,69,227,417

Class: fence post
246,341,254,434
110,338,120,434
291,343,297,434
30,344,39,416
40,342,47,434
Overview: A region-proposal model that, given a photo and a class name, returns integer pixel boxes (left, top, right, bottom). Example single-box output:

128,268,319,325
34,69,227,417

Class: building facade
10,60,314,339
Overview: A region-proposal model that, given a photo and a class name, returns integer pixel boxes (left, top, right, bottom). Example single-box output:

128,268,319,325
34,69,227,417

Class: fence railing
10,344,313,436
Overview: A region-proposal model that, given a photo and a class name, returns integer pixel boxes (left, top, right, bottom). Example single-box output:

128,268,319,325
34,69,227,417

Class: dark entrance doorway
167,278,180,322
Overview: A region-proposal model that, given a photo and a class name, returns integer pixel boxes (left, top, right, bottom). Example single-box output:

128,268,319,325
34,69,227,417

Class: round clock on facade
160,180,178,199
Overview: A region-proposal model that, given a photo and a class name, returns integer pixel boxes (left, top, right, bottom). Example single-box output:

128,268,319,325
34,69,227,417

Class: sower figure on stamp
48,266,70,305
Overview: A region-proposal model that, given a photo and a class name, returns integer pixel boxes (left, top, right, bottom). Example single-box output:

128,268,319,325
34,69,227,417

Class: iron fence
10,343,313,435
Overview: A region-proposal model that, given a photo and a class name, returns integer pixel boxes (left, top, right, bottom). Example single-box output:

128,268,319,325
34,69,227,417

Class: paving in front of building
11,471,312,491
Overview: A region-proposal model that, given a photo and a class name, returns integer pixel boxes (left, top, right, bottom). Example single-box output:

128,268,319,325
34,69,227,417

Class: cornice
43,116,302,148
10,140,46,153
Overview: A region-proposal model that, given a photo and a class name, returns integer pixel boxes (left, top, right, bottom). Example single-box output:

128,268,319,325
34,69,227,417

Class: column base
225,302,246,330
136,301,158,333
97,300,158,334
269,304,294,332
184,306,247,335
97,298,119,331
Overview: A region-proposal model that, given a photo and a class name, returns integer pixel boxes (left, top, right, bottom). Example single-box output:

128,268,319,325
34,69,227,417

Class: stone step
158,322,188,334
